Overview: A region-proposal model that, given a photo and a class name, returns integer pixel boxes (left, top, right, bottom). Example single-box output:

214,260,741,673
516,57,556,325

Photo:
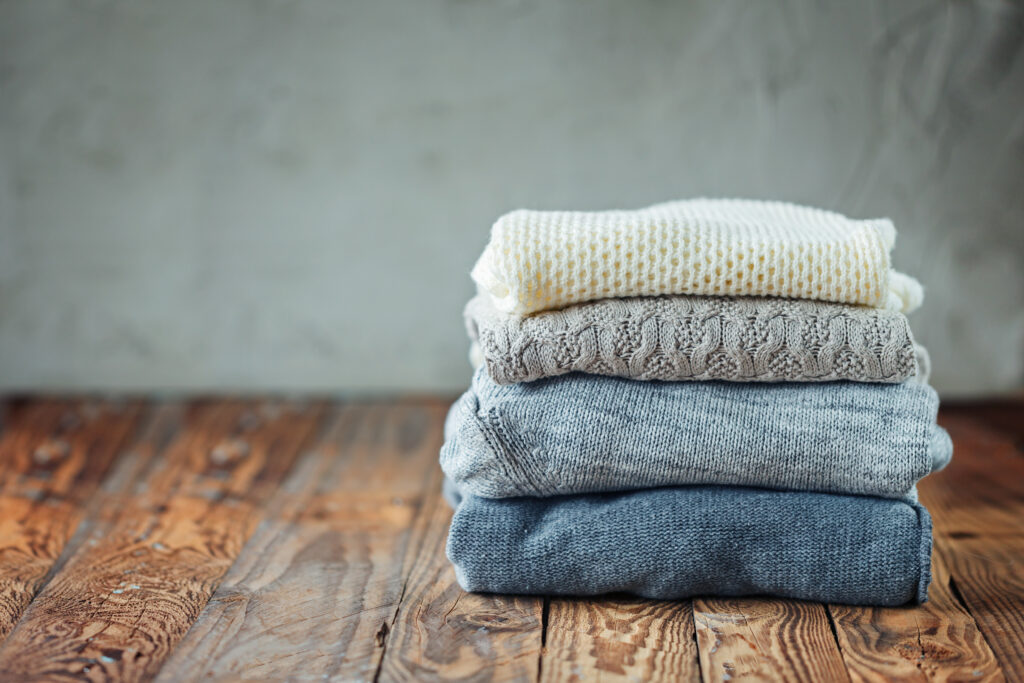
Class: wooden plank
0,399,323,681
938,536,1024,681
693,598,848,682
930,402,1024,679
828,537,1003,682
941,400,1024,450
155,400,448,682
376,480,545,682
541,597,699,682
921,412,1024,538
0,398,144,642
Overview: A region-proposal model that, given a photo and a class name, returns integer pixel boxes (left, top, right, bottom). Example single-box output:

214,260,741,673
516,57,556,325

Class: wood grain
155,400,447,682
920,412,1024,538
0,400,323,682
937,537,1024,681
828,539,1002,682
0,398,1018,681
693,598,849,682
0,398,143,643
942,400,1024,452
376,482,545,682
541,597,698,682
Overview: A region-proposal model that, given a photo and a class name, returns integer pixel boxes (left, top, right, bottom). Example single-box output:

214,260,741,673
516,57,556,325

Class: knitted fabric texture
442,368,952,500
445,482,932,606
471,198,923,316
465,294,919,384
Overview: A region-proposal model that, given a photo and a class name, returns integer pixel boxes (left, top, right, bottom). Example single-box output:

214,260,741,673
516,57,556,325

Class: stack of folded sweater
441,199,951,606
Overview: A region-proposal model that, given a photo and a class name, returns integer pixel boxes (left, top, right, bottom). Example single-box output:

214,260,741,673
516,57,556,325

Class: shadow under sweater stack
442,199,952,606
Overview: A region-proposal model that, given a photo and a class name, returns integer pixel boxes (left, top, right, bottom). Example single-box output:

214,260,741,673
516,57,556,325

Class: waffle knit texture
442,368,952,500
465,293,920,384
471,198,923,316
445,482,932,606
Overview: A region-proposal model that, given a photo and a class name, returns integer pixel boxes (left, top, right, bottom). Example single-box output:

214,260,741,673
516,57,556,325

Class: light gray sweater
442,368,951,500
466,294,919,384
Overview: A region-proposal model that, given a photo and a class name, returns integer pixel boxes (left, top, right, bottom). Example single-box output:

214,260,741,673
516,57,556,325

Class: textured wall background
1,0,1022,396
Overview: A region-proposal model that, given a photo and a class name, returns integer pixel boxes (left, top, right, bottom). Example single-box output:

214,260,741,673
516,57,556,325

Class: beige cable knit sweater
471,198,923,316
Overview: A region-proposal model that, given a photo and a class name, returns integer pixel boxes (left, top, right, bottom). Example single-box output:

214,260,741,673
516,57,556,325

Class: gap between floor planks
0,398,1019,681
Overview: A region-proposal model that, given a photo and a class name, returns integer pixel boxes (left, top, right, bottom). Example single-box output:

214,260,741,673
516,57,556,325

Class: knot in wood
209,438,250,466
33,438,70,464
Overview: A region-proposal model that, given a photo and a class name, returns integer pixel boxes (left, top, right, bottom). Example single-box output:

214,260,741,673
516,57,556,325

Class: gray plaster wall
1,0,1022,397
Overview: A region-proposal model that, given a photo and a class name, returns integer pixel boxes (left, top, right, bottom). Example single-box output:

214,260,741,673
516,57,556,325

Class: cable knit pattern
465,294,919,384
471,198,923,316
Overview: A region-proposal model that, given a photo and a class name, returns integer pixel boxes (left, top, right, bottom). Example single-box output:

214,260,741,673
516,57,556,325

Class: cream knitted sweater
471,199,923,316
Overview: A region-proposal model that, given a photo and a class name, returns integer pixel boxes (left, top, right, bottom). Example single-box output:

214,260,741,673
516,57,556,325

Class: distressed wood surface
0,399,143,643
693,598,849,682
828,543,1002,682
155,400,447,682
0,400,322,681
377,480,546,682
919,400,1024,681
542,598,699,682
919,410,1024,538
0,398,1018,682
935,537,1024,681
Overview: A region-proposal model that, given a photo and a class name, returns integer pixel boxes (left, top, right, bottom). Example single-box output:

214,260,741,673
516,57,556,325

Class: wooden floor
0,398,1020,682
